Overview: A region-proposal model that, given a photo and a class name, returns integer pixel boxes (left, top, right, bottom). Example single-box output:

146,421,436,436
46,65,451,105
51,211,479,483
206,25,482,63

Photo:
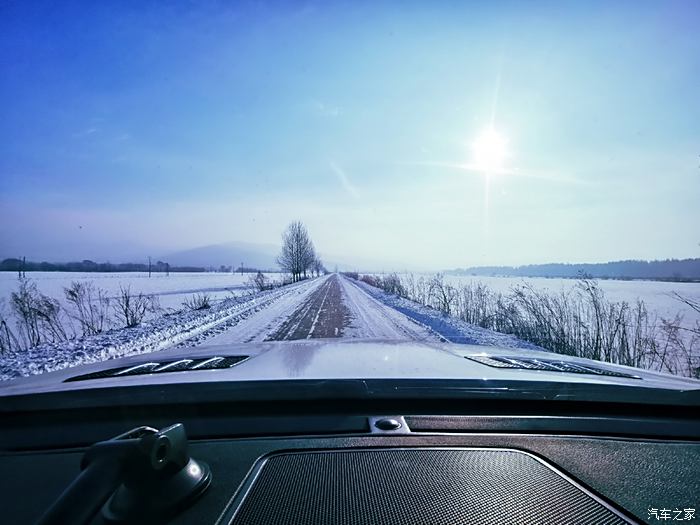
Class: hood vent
466,355,640,379
65,356,249,382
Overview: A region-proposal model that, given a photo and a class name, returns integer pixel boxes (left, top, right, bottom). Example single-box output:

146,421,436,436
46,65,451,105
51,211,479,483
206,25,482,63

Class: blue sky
1,1,698,269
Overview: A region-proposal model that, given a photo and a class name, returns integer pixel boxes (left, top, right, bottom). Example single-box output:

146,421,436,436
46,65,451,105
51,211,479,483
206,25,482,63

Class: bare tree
0,300,20,354
311,256,324,277
11,278,67,347
64,281,111,336
302,240,316,279
248,271,271,292
428,274,457,315
114,286,154,328
277,221,316,282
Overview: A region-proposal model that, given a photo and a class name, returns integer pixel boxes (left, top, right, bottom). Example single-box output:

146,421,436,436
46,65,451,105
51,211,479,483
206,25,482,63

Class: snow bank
353,279,542,351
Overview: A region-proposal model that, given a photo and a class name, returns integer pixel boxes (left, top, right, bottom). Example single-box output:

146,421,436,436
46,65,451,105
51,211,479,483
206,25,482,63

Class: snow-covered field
443,274,700,330
0,271,281,313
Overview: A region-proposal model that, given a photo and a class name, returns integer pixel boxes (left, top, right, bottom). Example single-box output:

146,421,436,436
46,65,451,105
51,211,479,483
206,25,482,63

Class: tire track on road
266,275,349,340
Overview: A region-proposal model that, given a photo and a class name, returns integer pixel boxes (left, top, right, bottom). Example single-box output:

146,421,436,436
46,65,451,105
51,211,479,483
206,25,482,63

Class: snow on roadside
352,279,543,351
183,275,329,345
340,276,437,341
0,279,313,381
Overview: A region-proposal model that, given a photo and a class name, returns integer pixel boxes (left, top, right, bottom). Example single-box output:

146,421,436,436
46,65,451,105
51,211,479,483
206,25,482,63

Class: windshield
0,2,698,388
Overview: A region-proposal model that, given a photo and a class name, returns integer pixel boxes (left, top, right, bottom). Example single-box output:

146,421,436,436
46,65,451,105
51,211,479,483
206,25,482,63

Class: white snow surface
0,278,316,381
351,279,542,350
340,276,437,341
201,276,329,344
0,271,281,313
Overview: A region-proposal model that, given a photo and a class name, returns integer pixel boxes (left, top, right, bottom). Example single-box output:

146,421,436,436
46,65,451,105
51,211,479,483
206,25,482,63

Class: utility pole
148,256,152,278
166,262,170,277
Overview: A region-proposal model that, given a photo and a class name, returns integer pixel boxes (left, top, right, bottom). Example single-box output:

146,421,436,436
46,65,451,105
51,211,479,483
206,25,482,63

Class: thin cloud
329,161,359,198
313,100,341,117
72,127,98,138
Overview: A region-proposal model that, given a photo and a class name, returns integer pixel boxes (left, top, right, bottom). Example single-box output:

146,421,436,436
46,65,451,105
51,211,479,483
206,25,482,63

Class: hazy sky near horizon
1,1,699,270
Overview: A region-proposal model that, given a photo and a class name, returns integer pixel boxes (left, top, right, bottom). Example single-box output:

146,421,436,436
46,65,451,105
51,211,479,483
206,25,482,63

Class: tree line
0,258,206,274
450,258,700,282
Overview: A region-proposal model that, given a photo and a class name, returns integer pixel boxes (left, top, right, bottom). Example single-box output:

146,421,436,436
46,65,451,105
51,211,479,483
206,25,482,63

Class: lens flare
472,128,508,173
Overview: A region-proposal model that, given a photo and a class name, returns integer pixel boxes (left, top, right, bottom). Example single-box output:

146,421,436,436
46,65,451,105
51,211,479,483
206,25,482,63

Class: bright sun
471,128,508,173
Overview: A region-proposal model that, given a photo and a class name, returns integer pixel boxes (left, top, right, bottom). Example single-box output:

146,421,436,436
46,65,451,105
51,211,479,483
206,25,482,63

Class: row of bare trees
358,273,699,379
276,221,325,282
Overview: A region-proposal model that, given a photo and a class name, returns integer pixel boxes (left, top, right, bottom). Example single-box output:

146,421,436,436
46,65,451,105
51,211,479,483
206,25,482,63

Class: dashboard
2,398,699,524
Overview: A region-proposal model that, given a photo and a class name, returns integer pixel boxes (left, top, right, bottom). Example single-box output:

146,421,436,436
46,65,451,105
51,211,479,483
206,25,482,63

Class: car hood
1,339,698,399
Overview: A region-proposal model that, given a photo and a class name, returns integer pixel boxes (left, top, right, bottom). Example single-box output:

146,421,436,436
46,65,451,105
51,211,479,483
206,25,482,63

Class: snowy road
1,273,526,380
202,273,437,345
267,274,348,340
200,276,328,344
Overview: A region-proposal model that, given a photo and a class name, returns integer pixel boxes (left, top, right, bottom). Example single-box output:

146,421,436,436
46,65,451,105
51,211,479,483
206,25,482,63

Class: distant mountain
162,241,280,271
448,258,700,282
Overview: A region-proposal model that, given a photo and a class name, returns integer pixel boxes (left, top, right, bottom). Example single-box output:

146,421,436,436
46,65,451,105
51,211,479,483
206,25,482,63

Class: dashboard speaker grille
225,448,630,524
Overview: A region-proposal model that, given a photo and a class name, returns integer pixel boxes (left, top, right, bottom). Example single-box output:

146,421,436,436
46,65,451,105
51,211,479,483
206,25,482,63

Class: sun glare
472,128,508,173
